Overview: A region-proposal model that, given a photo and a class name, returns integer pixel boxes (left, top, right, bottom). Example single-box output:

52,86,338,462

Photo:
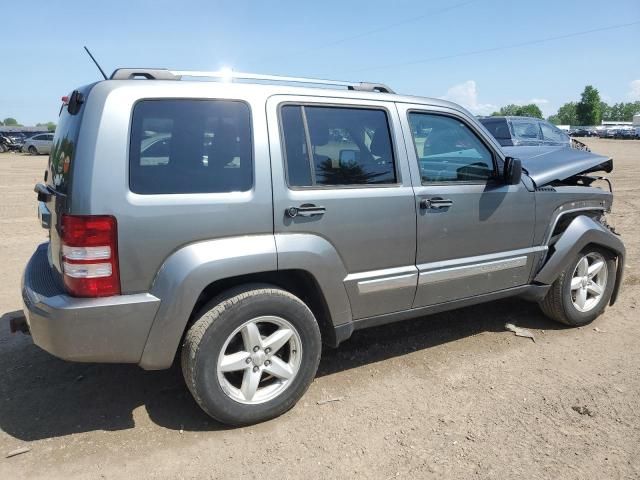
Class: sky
2,0,639,125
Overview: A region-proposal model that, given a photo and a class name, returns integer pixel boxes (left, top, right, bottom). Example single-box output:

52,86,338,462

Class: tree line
0,118,56,132
491,86,640,126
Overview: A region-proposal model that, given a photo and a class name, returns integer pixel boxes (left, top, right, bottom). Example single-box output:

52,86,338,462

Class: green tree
600,102,612,121
576,86,602,126
37,121,57,132
3,117,19,126
550,102,578,125
491,103,543,118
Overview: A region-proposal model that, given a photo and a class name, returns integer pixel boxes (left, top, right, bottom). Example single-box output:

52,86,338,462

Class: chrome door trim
417,246,547,285
344,266,418,295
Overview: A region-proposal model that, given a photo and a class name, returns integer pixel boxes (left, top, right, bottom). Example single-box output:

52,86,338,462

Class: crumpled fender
534,215,625,305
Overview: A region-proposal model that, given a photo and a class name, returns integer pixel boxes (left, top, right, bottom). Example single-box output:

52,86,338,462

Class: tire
28,145,38,155
539,246,616,326
181,285,322,426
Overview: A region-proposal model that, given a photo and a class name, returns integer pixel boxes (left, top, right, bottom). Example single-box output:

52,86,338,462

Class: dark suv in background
479,116,570,147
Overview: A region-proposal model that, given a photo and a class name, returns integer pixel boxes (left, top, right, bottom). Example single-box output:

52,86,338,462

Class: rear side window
129,100,252,194
280,105,397,187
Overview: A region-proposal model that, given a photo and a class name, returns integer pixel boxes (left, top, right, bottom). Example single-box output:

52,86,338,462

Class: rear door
267,95,417,320
397,104,539,307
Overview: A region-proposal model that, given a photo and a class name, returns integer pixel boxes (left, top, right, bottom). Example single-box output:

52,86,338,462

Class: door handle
286,204,326,218
420,197,454,209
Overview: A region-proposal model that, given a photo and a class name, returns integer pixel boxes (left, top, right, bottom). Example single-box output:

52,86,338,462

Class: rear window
49,105,84,194
129,99,252,194
479,118,511,140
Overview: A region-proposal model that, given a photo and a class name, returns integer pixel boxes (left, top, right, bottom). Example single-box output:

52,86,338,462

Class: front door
267,95,417,320
397,105,540,307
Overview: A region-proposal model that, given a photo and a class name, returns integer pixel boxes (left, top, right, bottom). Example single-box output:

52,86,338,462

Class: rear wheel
539,247,616,326
181,285,322,426
28,145,38,155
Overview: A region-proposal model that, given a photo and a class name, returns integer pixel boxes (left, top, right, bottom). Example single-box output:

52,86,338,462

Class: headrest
370,130,391,157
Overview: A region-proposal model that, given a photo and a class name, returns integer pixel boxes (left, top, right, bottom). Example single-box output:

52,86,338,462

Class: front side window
281,105,397,187
130,99,252,194
408,113,494,183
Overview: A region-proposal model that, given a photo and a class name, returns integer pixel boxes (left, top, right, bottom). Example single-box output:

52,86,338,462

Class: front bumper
22,243,161,363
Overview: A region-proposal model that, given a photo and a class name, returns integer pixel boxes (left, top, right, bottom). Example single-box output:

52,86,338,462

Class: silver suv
19,69,625,426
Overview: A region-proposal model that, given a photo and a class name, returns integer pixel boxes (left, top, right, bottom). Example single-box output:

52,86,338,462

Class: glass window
408,113,494,183
281,106,312,187
479,118,511,139
281,105,396,187
512,120,541,140
540,121,568,143
129,100,252,194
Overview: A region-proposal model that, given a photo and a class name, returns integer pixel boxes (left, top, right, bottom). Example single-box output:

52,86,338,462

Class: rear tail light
61,215,120,297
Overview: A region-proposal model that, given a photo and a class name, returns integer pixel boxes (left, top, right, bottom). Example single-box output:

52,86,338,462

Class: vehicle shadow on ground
0,299,565,441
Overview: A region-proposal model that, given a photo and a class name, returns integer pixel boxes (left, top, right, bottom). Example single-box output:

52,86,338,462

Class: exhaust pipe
9,313,30,335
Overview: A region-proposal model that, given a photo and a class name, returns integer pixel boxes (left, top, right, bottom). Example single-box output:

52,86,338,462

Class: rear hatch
37,85,95,278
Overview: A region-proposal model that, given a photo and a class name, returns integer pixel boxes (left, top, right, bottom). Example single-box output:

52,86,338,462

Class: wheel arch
534,214,625,305
139,234,351,370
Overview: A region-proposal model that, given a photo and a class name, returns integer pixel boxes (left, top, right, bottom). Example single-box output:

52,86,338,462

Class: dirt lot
0,138,639,479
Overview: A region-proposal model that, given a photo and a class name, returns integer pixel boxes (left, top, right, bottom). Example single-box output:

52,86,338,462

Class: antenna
83,46,108,80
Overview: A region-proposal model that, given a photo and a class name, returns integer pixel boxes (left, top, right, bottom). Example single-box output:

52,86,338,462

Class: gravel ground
0,138,639,479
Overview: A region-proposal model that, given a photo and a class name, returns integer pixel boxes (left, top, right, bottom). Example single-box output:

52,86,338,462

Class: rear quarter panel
71,81,274,293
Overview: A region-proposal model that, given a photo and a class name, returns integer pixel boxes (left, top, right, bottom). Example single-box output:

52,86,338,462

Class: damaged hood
502,146,613,186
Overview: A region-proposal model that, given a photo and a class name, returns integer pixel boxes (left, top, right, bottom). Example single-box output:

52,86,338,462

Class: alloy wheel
570,252,608,313
216,315,303,404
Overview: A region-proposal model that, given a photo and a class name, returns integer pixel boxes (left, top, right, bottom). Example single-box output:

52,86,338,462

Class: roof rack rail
109,68,395,94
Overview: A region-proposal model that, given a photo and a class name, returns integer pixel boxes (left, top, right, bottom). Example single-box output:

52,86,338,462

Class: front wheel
539,247,616,326
28,145,38,155
181,285,322,426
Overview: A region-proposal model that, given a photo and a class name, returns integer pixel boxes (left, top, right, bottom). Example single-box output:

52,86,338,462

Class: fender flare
534,215,625,305
139,233,353,370
139,235,278,369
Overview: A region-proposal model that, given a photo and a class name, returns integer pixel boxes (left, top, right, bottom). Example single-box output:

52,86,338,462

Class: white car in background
22,133,54,155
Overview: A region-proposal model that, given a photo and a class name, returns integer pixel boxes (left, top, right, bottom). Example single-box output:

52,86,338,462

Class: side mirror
503,156,522,185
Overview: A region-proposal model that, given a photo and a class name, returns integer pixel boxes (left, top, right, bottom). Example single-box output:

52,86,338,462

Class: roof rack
109,68,395,94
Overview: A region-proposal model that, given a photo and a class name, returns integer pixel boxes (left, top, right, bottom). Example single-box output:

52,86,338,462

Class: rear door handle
286,204,326,218
420,197,454,209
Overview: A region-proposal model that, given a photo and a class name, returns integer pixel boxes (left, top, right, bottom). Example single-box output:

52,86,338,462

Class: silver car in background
22,133,54,154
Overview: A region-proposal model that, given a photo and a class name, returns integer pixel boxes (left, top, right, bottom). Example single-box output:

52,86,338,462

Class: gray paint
534,215,625,304
20,77,626,368
502,146,612,186
140,235,278,369
22,245,159,363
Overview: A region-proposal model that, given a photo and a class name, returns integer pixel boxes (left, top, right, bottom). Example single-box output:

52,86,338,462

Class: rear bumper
22,243,160,363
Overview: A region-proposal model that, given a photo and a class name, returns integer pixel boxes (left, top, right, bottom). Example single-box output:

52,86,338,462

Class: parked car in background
620,128,636,139
22,133,54,154
478,116,571,147
570,128,598,137
0,134,24,152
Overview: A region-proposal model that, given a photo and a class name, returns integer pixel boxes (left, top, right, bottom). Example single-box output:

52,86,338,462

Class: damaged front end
502,146,613,188
504,145,625,305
